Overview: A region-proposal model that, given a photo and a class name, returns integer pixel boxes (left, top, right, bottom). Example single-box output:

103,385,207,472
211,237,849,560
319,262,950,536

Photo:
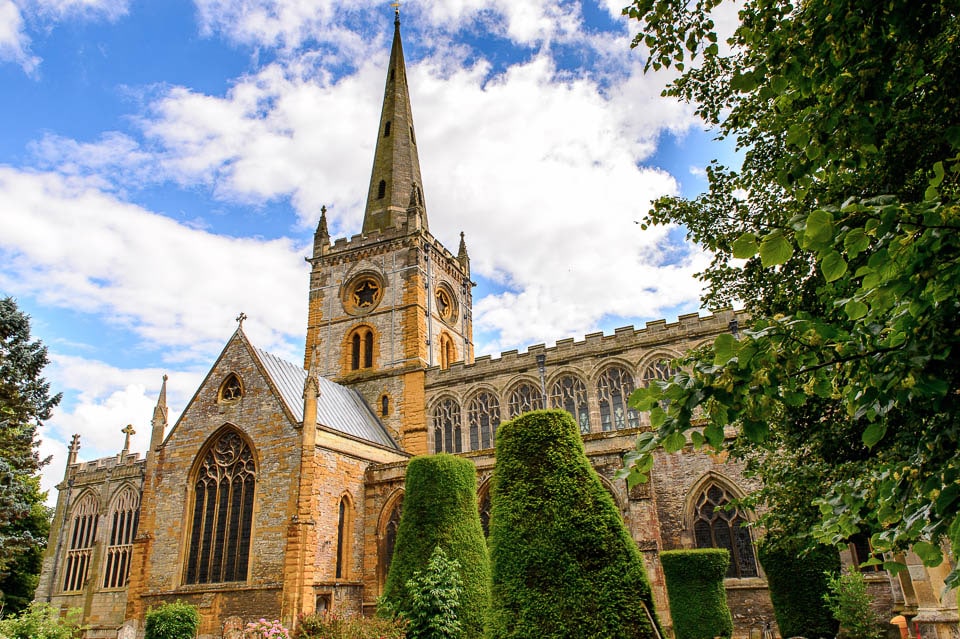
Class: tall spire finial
362,5,428,234
392,1,400,25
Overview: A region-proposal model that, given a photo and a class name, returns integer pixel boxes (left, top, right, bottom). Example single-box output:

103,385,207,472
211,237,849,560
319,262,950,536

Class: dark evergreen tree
757,540,840,639
0,297,60,613
381,454,489,639
660,550,733,639
487,409,662,639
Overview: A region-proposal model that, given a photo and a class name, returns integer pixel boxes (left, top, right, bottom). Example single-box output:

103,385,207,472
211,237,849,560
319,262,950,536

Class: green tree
823,571,883,639
143,601,200,639
487,410,662,639
0,297,60,612
619,0,960,588
381,454,488,639
0,602,83,639
757,540,839,639
660,549,733,639
405,546,463,639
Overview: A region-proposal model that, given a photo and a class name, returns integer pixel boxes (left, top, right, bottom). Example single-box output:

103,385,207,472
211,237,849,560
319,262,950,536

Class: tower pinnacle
362,11,427,234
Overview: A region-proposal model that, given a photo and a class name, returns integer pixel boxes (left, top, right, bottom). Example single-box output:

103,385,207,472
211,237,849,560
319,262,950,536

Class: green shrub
294,611,406,639
405,546,463,639
660,549,733,639
144,601,200,639
758,540,840,639
486,409,662,639
823,571,883,639
381,454,489,639
0,602,83,639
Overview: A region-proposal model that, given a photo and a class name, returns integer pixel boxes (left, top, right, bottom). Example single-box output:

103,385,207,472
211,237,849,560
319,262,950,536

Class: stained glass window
597,366,639,431
432,398,462,453
508,382,543,418
550,375,590,434
185,430,256,584
693,483,758,578
62,493,99,592
467,392,500,450
102,487,139,589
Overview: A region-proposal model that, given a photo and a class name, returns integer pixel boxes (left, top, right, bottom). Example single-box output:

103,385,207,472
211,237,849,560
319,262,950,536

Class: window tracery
185,430,256,584
219,373,243,402
467,392,500,451
62,493,99,592
102,487,139,589
508,382,543,418
692,483,758,578
550,375,590,434
597,366,640,431
432,398,462,453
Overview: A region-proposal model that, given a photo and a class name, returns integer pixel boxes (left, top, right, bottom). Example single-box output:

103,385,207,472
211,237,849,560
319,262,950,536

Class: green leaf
820,250,848,282
844,299,868,320
861,422,886,448
759,231,794,267
843,228,870,256
732,232,759,258
690,430,705,449
713,332,739,365
912,541,943,566
663,431,686,453
803,209,834,248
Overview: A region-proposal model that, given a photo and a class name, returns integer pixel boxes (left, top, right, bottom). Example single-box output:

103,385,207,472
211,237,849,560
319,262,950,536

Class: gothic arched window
692,483,759,579
349,327,375,371
336,494,353,579
185,430,256,584
597,366,639,431
380,495,403,587
432,398,462,453
643,359,676,385
439,334,456,369
550,375,590,434
508,381,543,418
102,486,140,589
219,373,243,402
478,484,491,538
467,391,500,451
62,493,99,592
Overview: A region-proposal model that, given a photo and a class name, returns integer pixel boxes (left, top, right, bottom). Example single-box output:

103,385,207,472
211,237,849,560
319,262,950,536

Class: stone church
34,13,957,639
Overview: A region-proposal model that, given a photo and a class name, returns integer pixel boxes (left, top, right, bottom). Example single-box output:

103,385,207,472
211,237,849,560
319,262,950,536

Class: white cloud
0,168,308,360
27,0,129,21
37,354,203,504
0,0,39,72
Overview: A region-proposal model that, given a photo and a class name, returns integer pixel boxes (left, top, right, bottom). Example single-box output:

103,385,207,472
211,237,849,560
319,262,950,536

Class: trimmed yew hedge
757,540,840,639
486,409,662,639
660,549,733,639
381,453,489,638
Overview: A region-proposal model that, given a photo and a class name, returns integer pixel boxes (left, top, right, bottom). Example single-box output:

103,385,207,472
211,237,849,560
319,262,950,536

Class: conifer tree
0,297,60,612
487,409,662,639
381,454,489,639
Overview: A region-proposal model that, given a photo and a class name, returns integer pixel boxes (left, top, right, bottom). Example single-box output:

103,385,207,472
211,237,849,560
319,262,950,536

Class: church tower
304,10,473,454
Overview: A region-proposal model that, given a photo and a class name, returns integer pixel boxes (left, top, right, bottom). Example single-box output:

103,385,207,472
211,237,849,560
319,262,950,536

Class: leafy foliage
0,297,60,612
294,611,406,639
659,549,733,639
380,454,488,639
823,572,883,639
144,601,200,639
0,602,82,639
487,410,662,639
757,541,839,639
620,0,960,584
405,546,463,639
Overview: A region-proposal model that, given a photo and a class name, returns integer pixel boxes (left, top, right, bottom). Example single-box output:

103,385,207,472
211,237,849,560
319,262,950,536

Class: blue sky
0,0,738,498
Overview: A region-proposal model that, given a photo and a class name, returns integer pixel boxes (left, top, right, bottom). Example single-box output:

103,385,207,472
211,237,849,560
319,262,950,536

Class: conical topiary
487,409,663,639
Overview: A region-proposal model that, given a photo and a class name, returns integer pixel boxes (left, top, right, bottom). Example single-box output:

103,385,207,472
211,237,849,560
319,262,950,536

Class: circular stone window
342,274,385,314
435,284,458,324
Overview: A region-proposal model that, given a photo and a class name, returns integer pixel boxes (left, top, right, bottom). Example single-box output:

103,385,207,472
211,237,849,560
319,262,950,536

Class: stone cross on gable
121,424,135,455
236,312,247,327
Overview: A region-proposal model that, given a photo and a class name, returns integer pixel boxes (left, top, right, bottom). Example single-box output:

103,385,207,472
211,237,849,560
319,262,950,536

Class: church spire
150,375,168,451
362,9,427,234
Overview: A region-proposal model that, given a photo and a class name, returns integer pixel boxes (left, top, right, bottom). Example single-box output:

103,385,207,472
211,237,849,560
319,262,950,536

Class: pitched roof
254,347,399,450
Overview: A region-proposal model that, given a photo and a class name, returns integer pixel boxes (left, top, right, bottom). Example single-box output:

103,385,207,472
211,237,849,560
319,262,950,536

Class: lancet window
102,487,140,589
692,483,759,578
550,375,590,434
381,496,403,585
185,430,256,584
432,398,462,453
597,366,640,431
349,327,375,371
467,391,500,451
336,495,352,579
61,493,99,592
508,382,543,418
